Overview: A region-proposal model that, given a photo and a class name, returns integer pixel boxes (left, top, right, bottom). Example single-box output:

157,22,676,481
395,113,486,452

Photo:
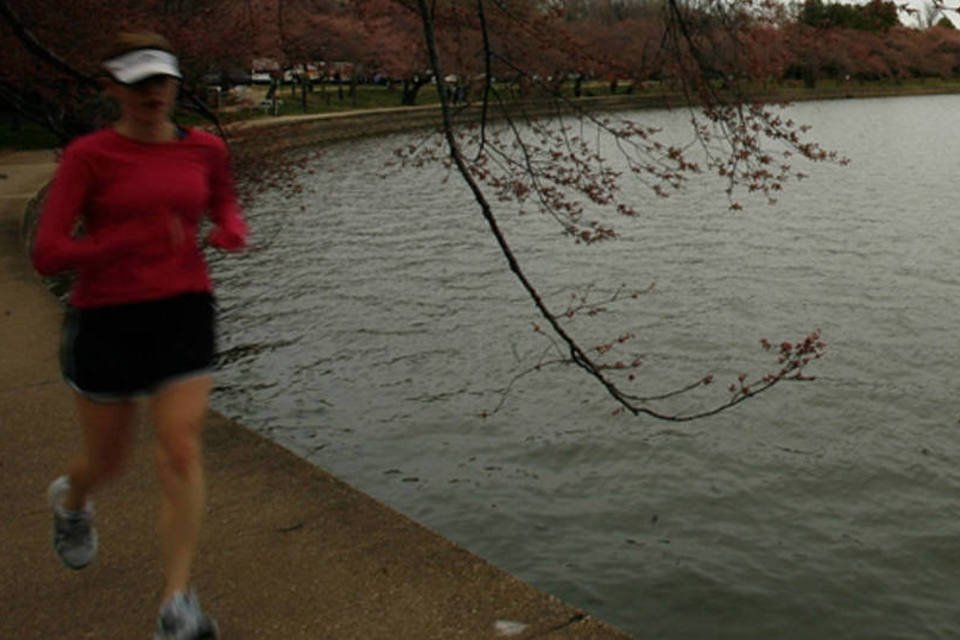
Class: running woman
32,31,247,640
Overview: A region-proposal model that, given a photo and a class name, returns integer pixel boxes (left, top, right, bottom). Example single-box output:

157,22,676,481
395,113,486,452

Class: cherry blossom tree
351,0,435,104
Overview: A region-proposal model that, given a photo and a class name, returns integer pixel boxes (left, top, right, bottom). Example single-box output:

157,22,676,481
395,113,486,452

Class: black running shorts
60,292,216,402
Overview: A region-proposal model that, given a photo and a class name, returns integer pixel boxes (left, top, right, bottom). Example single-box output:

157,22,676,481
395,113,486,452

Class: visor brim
103,49,183,85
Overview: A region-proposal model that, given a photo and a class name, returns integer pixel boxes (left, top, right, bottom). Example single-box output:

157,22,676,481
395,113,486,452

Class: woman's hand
205,219,246,251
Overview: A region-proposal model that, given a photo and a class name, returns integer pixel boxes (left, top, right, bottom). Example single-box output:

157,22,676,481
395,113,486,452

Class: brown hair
102,31,174,62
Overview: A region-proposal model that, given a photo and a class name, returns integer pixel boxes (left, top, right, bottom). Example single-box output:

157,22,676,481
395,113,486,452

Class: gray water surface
211,95,960,639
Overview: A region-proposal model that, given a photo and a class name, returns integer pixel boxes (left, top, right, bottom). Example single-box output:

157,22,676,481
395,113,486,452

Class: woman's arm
204,138,247,251
31,147,162,276
31,147,159,276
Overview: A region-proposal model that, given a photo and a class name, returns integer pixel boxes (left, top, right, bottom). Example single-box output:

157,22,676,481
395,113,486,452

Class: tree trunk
401,79,423,105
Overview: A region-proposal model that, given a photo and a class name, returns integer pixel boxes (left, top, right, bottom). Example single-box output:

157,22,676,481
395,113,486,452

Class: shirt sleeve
31,146,158,276
204,137,247,251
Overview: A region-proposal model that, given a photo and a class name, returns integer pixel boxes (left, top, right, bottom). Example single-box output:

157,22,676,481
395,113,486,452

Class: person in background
32,31,247,640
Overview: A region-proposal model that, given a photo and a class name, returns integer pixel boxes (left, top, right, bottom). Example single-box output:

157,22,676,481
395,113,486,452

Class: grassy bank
5,77,960,150
207,76,960,123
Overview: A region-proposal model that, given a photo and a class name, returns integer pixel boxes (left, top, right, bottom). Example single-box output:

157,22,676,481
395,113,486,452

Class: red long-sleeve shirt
32,127,247,308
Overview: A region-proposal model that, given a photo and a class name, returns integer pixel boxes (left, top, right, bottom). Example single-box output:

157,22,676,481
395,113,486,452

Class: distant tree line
799,0,899,32
6,0,960,143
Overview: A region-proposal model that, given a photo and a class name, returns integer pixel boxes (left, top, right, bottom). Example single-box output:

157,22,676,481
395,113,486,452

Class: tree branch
414,0,827,421
0,0,99,89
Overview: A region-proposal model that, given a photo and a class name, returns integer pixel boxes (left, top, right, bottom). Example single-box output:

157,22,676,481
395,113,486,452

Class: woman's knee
155,434,202,480
150,376,212,474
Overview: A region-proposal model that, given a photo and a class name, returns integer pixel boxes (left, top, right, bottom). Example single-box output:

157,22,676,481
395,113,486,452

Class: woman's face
108,75,179,126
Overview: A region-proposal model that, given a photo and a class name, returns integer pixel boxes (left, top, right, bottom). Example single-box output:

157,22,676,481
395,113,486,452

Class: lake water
210,94,960,639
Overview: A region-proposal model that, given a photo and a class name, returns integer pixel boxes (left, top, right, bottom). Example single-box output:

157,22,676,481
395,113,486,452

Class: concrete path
0,149,632,639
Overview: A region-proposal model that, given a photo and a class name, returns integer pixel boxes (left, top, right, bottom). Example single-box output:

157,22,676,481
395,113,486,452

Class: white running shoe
154,590,220,640
47,475,98,570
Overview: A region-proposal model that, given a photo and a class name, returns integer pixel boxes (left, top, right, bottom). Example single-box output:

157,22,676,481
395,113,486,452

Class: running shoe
47,475,98,570
154,590,220,640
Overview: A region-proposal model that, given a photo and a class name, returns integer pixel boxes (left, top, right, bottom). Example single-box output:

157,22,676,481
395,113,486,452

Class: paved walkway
0,149,631,639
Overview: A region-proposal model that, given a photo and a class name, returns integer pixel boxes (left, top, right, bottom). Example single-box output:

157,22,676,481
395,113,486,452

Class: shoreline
220,80,960,153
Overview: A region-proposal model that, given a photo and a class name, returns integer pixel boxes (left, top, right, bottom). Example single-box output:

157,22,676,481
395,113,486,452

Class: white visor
103,48,182,85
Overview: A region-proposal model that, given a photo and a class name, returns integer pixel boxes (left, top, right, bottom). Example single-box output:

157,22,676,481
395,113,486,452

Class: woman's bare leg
150,375,212,600
63,393,137,511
